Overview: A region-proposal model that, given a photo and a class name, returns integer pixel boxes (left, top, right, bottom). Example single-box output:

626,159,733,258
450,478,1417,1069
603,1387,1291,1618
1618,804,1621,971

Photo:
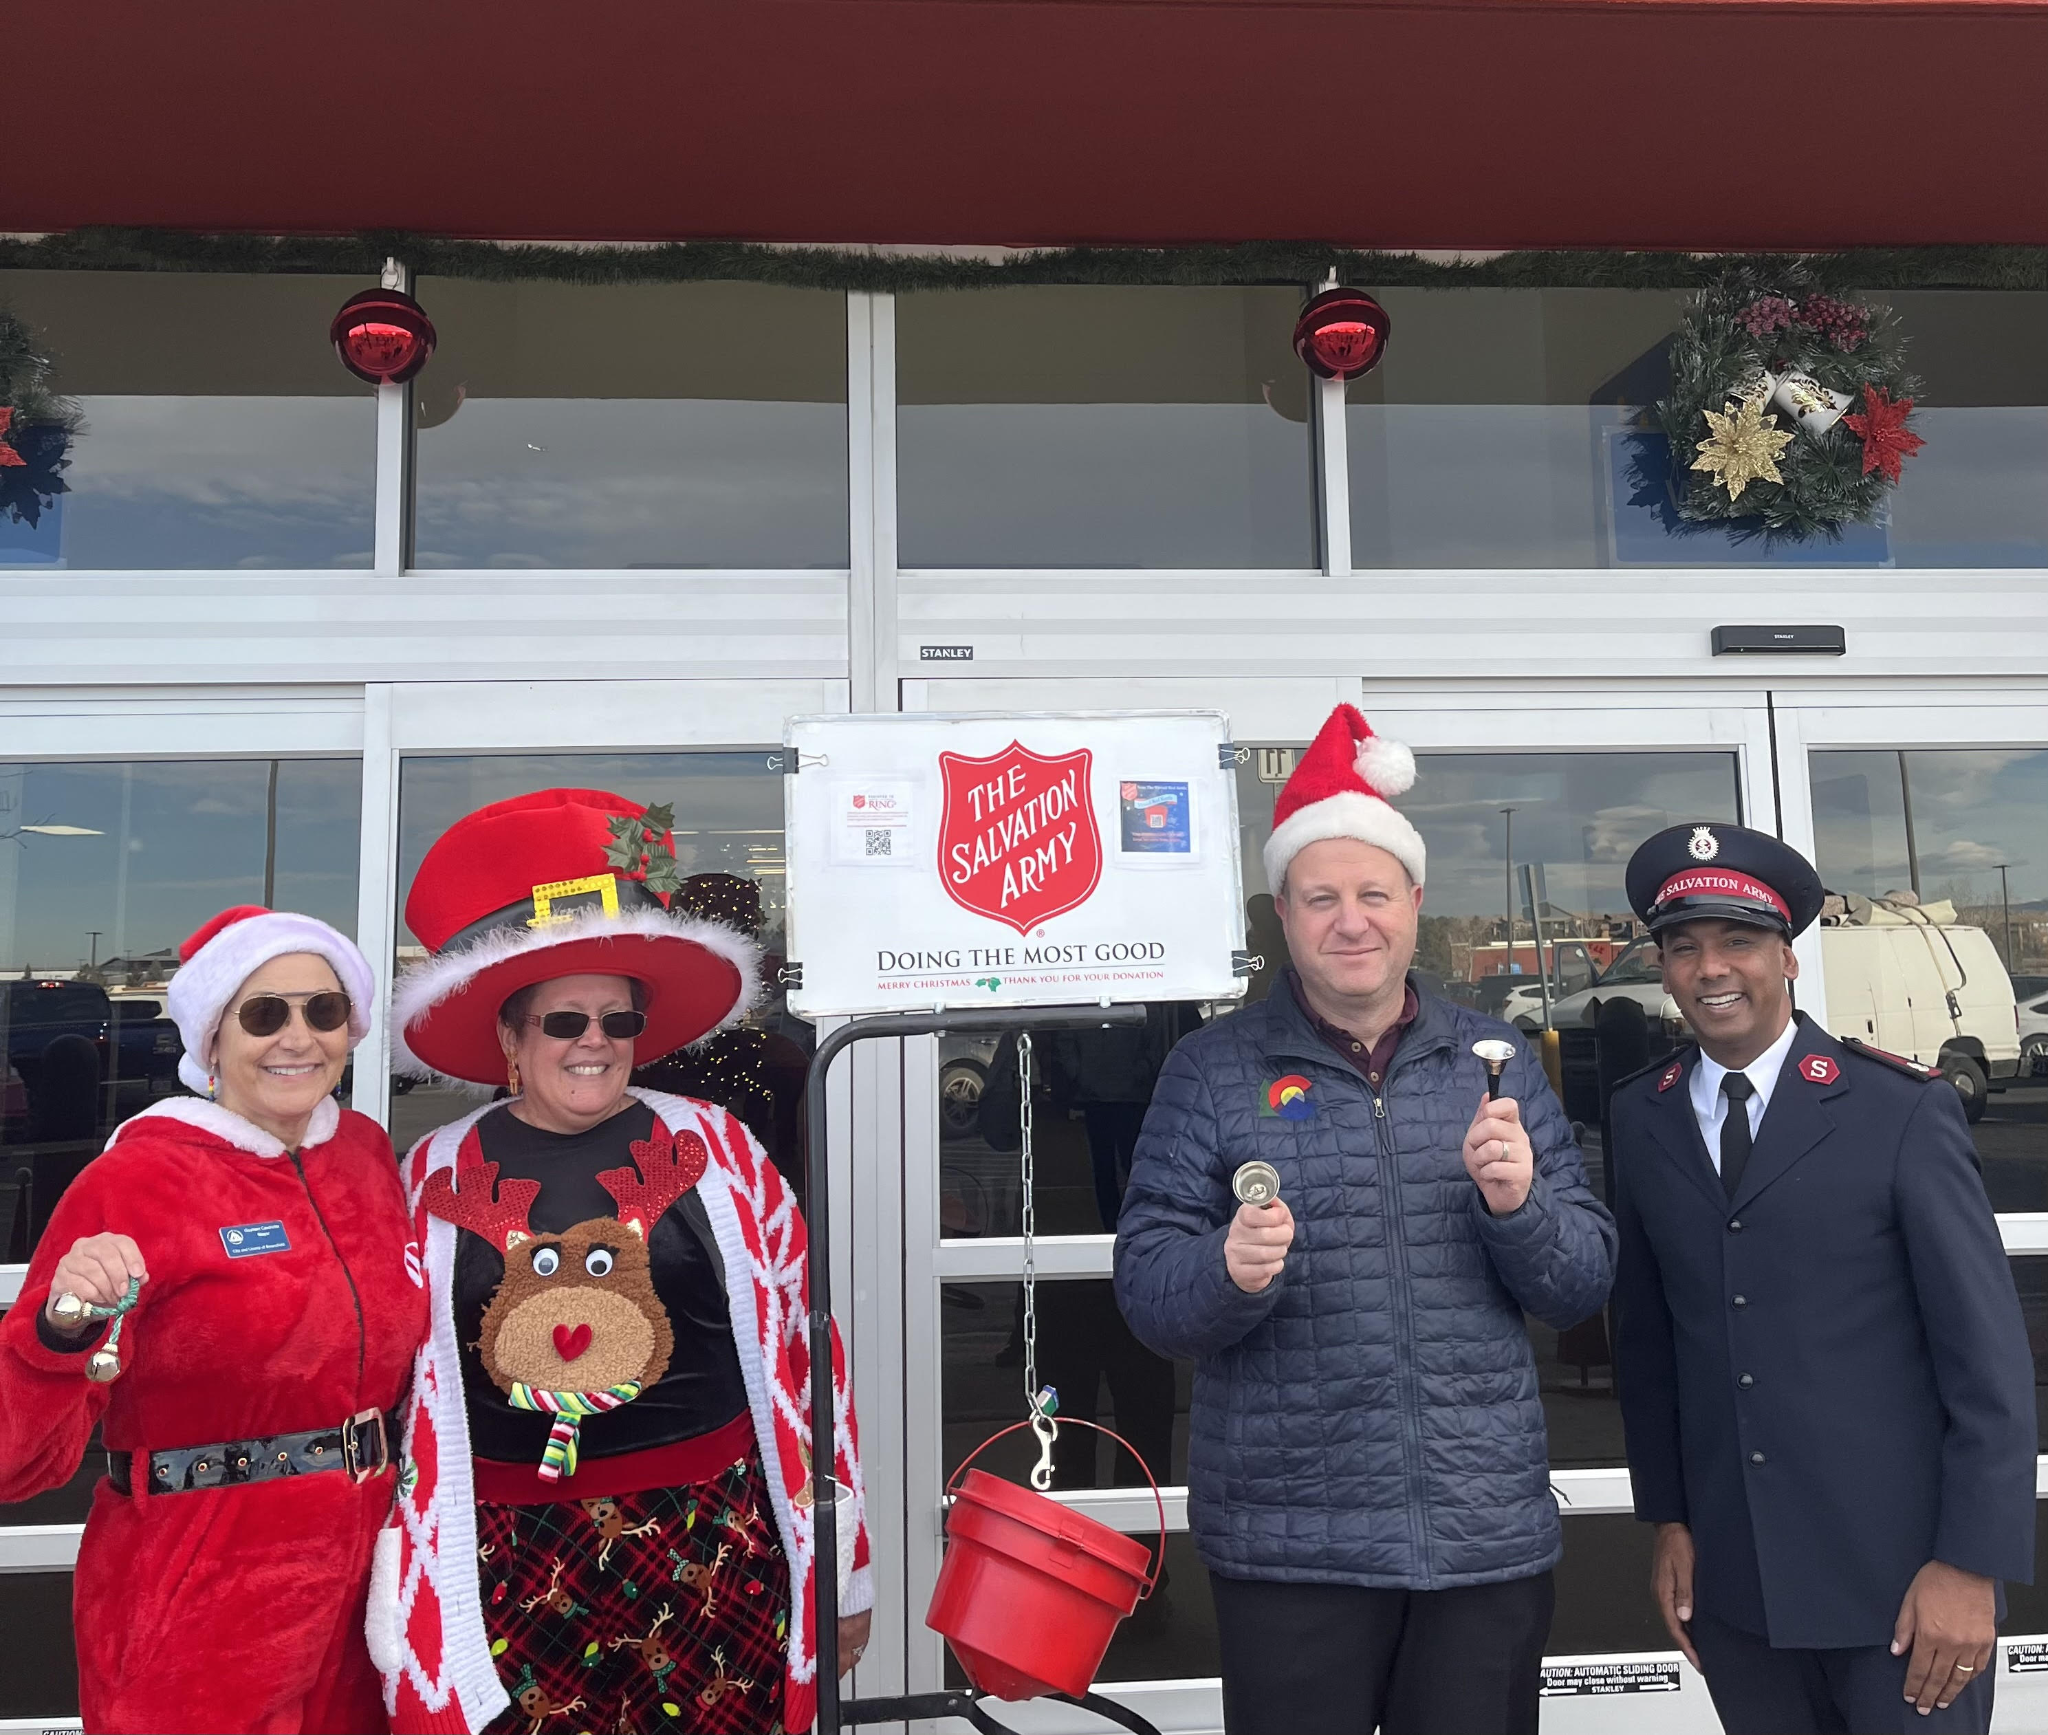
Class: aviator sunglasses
234,990,354,1037
523,1009,648,1041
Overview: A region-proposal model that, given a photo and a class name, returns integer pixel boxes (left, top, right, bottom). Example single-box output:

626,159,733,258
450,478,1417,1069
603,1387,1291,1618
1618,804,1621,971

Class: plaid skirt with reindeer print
477,1447,792,1735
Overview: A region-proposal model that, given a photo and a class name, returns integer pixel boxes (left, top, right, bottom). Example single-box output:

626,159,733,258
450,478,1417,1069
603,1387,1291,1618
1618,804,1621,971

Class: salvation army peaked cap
1625,822,1825,939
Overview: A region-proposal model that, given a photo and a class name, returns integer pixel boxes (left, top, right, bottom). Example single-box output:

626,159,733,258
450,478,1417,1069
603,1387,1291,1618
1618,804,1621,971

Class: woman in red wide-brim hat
367,789,871,1735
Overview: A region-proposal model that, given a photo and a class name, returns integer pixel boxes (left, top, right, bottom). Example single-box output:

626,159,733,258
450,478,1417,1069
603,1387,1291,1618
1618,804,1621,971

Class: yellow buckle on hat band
527,874,620,929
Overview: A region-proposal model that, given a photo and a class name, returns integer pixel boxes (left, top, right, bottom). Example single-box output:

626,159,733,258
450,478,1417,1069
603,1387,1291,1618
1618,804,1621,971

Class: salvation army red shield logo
938,742,1103,935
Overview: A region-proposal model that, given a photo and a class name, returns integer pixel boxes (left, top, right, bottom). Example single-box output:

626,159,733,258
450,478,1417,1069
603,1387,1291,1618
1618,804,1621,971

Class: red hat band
1652,868,1791,924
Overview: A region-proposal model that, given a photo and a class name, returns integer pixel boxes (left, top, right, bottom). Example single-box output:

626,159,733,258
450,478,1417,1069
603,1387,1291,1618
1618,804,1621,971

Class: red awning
16,0,2048,249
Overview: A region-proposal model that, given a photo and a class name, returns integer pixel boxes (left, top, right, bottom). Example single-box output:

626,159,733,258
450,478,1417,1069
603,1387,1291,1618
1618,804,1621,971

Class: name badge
219,1221,291,1258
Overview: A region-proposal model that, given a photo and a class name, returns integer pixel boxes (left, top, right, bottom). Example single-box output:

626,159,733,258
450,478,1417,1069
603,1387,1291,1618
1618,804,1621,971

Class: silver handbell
1472,1039,1516,1100
1233,1161,1282,1208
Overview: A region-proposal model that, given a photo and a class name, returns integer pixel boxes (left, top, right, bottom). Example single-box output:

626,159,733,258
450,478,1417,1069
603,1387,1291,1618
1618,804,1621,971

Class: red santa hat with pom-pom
165,905,376,1095
1264,705,1425,893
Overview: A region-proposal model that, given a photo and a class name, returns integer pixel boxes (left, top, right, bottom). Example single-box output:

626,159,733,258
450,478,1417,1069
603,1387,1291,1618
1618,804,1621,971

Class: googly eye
585,1247,615,1277
532,1246,561,1277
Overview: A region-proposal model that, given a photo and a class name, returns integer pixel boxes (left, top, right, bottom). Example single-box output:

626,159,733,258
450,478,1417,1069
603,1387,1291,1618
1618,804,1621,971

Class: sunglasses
524,1009,648,1041
235,991,354,1038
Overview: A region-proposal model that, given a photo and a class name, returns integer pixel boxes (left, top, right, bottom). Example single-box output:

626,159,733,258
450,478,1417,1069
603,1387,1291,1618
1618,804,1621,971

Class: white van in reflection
1517,895,2021,1123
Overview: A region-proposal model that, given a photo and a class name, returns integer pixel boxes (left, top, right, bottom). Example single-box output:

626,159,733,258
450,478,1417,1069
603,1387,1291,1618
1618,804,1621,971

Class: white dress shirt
1688,1016,1799,1173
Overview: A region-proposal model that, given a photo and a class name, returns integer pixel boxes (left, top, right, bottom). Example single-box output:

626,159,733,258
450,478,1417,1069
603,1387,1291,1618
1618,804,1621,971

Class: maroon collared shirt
1289,971,1419,1090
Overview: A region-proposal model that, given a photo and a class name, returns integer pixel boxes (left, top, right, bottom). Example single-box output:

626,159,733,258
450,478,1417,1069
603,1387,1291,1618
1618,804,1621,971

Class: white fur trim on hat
1264,790,1427,894
389,904,763,1082
167,913,375,1095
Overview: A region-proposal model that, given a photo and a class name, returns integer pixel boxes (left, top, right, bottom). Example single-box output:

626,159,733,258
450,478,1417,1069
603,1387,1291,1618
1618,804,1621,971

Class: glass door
896,678,1775,1734
1773,685,2048,1732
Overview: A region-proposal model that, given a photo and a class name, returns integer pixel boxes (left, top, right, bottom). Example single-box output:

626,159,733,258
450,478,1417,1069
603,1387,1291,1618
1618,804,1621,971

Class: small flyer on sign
831,779,914,865
1119,780,1193,857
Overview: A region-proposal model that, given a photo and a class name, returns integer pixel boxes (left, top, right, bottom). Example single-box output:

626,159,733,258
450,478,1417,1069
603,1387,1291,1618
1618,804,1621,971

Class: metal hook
1028,1386,1060,1492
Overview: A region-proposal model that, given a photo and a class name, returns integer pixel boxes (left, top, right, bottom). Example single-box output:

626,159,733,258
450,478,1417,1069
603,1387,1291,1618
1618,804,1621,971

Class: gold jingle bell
50,1291,90,1328
86,1347,123,1384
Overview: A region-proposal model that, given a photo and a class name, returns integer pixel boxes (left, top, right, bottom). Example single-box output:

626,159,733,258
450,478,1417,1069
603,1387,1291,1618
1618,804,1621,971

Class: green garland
0,305,81,430
1653,265,1922,541
0,305,81,529
0,228,2042,293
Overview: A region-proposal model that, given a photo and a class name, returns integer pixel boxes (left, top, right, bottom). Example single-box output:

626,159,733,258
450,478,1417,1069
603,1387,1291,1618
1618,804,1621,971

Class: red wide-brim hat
394,787,761,1086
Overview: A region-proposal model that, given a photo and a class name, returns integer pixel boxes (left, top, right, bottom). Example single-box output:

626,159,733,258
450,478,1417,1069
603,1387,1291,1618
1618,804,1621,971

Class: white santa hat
166,905,376,1094
1264,704,1426,893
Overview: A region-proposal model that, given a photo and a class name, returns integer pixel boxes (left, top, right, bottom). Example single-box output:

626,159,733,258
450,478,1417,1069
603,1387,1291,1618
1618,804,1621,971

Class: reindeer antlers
421,1157,541,1252
597,1120,709,1238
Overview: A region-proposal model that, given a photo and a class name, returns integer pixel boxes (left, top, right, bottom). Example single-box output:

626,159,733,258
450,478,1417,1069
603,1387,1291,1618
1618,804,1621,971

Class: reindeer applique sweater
456,1100,748,1465
370,1088,873,1735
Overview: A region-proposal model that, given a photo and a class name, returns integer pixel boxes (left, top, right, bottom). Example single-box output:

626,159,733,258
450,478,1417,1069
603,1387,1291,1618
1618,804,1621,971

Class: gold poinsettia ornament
1692,397,1794,503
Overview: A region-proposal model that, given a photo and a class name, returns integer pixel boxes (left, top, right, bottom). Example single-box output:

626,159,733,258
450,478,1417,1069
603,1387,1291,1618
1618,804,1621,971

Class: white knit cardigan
366,1088,872,1733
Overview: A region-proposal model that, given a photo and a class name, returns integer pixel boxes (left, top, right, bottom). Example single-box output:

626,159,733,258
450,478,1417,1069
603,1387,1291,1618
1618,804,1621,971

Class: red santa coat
0,1096,425,1735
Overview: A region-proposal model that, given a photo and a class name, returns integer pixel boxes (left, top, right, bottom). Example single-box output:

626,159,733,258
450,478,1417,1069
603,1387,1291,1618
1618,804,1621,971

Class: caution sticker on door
1539,1661,1682,1697
2007,1641,2048,1674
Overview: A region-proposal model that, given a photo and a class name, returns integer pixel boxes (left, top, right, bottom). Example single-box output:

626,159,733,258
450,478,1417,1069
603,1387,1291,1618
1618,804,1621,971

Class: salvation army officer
1608,822,2035,1735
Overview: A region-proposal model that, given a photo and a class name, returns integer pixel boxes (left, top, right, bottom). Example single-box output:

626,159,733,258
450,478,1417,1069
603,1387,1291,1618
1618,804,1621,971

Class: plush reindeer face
424,1119,710,1395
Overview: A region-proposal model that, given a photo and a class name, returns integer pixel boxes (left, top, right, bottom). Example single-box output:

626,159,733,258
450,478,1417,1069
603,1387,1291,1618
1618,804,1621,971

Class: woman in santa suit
368,788,871,1735
0,906,424,1735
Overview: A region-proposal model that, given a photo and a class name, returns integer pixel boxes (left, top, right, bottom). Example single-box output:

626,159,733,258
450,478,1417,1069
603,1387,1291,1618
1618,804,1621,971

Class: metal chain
1018,1029,1037,1412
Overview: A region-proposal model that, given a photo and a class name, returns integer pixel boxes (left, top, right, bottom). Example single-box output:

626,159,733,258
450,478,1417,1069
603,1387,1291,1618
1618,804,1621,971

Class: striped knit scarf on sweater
506,1379,643,1481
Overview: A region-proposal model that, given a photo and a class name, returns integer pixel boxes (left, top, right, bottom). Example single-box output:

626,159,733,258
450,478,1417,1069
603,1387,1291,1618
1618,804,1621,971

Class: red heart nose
553,1323,593,1362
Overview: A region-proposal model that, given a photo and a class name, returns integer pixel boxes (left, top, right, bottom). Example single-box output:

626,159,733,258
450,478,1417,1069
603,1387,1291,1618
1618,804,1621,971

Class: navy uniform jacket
1612,1013,2036,1649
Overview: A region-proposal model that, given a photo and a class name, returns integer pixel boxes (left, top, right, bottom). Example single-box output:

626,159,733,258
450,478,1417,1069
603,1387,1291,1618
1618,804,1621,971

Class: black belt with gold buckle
108,1408,394,1495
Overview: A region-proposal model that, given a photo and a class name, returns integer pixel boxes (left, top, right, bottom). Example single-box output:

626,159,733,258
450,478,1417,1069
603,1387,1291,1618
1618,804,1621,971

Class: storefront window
1347,288,2048,568
0,757,362,1258
0,272,378,569
897,287,1316,569
1810,748,2048,1209
411,282,849,569
389,752,803,1174
0,1571,76,1718
2015,1257,2048,1447
940,1277,1188,1488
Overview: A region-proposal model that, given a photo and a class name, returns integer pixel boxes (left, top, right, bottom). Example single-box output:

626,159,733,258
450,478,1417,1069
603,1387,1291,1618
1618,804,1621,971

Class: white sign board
783,711,1246,1019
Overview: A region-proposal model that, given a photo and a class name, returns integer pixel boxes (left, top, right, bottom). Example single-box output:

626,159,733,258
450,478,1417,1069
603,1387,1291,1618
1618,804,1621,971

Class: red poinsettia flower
0,407,26,468
1842,385,1925,483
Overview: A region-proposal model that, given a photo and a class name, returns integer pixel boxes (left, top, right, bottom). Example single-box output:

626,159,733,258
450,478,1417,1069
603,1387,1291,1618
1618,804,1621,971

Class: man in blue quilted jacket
1115,705,1617,1735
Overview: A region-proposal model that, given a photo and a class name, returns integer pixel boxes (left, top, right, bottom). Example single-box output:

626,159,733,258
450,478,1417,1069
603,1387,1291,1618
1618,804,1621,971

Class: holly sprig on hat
604,802,685,898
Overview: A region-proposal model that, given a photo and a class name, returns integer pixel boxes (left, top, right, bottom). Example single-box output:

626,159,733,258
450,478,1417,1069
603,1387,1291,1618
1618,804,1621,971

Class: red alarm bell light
330,288,437,386
1293,288,1391,383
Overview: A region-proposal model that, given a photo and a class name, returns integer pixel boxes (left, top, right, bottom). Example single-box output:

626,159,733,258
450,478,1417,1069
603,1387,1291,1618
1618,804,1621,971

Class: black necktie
1720,1073,1756,1200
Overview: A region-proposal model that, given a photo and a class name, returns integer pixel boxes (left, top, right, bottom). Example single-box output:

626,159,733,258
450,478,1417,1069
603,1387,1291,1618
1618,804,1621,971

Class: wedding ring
1954,1664,1975,1674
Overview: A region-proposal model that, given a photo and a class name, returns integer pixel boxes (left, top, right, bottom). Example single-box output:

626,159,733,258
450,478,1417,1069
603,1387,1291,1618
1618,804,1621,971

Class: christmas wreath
1653,266,1923,541
0,305,82,532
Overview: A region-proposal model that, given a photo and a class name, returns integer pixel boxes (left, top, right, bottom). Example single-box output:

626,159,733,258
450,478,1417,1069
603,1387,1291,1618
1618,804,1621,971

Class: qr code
864,828,893,857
